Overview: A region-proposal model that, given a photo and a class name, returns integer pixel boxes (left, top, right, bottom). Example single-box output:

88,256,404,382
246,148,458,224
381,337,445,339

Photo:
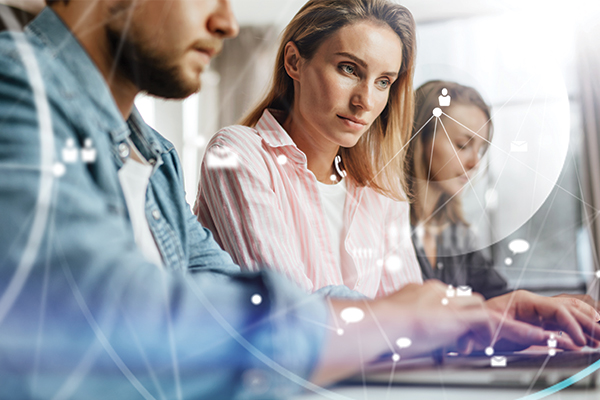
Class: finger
449,307,495,346
560,297,600,327
556,306,600,345
457,334,475,355
527,300,588,346
554,333,582,351
492,315,548,347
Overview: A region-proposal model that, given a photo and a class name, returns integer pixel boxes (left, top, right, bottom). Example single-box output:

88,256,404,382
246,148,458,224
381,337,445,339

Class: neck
283,110,340,184
52,4,138,120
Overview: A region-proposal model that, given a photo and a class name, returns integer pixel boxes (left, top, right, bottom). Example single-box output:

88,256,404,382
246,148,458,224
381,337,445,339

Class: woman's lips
337,115,367,131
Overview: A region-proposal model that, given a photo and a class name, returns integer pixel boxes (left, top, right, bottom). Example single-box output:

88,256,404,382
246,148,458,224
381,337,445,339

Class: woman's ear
283,41,302,81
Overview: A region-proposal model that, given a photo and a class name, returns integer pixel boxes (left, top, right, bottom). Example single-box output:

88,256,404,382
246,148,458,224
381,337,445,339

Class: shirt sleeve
195,131,318,292
158,142,241,275
0,37,328,399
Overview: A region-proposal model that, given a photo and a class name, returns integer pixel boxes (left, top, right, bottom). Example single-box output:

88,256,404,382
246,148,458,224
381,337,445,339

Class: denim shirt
0,8,327,399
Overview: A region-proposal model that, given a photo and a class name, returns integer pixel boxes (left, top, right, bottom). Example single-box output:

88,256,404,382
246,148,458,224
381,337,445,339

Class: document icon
446,285,455,298
456,285,472,297
510,141,528,153
491,356,507,367
547,338,557,348
206,146,239,169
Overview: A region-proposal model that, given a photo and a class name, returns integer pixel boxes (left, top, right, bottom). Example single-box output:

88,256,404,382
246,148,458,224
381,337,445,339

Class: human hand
554,293,600,312
485,290,600,349
375,281,548,356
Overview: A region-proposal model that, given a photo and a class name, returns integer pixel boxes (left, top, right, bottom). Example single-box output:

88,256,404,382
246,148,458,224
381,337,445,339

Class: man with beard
0,1,599,399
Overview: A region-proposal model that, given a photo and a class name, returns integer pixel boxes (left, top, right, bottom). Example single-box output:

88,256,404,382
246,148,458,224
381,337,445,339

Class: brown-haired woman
195,0,422,298
406,80,509,299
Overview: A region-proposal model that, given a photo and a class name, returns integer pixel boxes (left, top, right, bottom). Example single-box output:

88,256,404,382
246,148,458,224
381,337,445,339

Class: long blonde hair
407,80,493,225
241,0,416,201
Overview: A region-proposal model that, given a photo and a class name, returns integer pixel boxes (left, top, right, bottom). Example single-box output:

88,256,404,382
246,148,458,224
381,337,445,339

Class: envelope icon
456,285,472,297
491,356,507,367
206,147,239,169
511,141,528,153
547,338,557,348
446,285,455,298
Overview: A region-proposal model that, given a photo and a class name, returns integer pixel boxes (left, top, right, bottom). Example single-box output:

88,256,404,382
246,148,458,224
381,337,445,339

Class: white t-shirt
316,178,347,270
117,139,164,268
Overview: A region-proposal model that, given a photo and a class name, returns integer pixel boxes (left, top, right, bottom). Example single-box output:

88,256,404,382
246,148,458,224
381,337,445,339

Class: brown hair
406,80,493,225
241,0,416,201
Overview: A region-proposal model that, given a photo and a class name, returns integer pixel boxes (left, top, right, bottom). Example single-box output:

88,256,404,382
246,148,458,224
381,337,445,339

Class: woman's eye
456,143,468,150
377,79,391,90
340,64,355,74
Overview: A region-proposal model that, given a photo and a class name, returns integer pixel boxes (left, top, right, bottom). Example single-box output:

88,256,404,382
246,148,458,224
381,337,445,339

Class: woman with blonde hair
406,80,509,298
195,0,421,297
194,0,600,357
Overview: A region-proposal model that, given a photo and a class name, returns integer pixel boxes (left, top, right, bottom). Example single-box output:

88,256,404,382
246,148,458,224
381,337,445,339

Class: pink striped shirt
194,110,422,298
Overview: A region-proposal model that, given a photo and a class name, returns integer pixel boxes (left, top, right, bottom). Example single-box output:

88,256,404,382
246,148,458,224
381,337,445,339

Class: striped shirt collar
256,109,298,148
256,109,308,164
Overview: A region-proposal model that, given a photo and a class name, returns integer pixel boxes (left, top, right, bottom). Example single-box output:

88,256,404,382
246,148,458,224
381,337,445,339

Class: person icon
438,88,451,107
62,138,78,163
81,138,97,163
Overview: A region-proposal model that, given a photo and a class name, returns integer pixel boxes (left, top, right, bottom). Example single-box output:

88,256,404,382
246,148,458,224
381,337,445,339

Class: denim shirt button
152,209,161,220
118,142,130,158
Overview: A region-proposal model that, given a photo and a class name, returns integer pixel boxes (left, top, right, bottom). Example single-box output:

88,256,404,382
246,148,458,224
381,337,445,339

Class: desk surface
293,385,600,400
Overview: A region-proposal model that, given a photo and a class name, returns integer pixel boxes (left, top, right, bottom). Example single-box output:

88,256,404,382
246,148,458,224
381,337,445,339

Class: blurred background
134,0,600,297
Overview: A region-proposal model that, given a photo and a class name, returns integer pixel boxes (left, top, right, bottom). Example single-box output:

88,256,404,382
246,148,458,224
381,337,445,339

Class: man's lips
193,48,216,66
195,47,217,58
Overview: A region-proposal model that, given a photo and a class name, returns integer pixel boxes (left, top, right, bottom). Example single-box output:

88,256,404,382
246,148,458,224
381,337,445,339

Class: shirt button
118,142,130,158
152,209,161,220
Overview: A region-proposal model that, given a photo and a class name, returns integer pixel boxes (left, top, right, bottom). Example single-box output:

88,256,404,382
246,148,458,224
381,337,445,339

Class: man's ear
283,41,302,81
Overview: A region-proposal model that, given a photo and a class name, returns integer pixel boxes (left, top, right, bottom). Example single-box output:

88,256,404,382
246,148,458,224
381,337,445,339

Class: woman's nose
351,82,374,111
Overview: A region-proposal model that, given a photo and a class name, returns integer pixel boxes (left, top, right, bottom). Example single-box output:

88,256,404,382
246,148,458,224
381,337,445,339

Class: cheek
312,70,352,110
374,92,389,116
430,144,456,178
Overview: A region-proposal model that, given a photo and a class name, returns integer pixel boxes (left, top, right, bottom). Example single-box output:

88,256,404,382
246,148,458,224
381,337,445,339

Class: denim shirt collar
27,8,167,170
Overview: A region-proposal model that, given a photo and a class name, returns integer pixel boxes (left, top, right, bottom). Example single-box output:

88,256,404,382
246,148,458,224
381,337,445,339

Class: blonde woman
195,0,600,354
195,0,420,298
406,80,509,299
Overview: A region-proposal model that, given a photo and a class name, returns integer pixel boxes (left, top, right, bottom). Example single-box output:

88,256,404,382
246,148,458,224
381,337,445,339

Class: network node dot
596,270,600,279
485,347,494,356
504,257,513,266
337,328,344,336
52,162,66,177
392,353,400,362
441,298,449,306
330,174,337,182
549,348,556,357
251,294,262,305
277,155,288,165
432,107,442,118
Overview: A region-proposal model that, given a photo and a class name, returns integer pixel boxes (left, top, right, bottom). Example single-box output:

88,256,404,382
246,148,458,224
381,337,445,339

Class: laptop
348,348,600,389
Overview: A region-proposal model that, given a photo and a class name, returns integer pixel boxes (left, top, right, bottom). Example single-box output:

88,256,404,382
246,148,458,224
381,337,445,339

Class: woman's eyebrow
335,51,399,77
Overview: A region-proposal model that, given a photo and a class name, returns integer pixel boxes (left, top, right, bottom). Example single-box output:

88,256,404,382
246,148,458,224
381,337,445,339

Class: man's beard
106,26,200,99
